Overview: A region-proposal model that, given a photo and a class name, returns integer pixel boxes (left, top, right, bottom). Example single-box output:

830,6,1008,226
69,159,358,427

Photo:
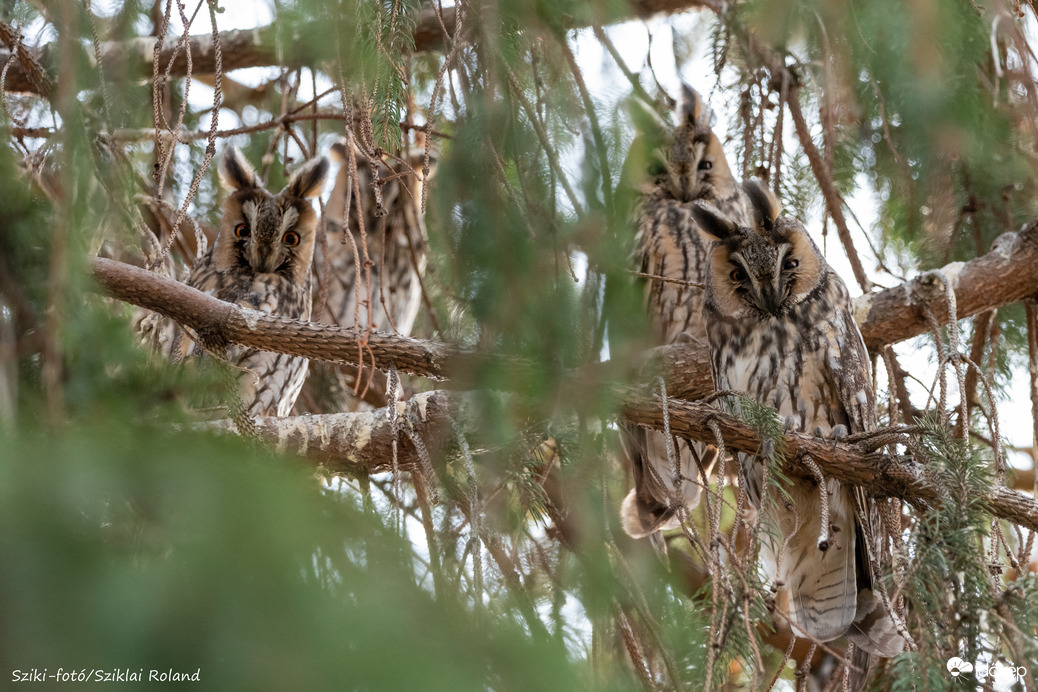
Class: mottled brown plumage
304,138,434,412
619,86,754,549
316,138,431,336
175,147,328,418
693,185,904,687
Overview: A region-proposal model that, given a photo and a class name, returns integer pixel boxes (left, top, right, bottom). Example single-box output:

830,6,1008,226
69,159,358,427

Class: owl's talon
783,416,796,433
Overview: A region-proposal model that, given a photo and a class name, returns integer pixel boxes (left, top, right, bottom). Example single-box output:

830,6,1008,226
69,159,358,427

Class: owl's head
693,181,826,321
623,84,738,203
214,147,329,284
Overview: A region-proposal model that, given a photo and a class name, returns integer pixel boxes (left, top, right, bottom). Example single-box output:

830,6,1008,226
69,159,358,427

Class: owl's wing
618,423,716,554
829,303,906,660
619,424,714,532
832,305,877,434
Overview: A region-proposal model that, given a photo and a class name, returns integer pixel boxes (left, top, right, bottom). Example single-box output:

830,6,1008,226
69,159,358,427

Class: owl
317,137,432,336
618,85,754,549
303,137,434,411
692,183,904,682
175,146,329,418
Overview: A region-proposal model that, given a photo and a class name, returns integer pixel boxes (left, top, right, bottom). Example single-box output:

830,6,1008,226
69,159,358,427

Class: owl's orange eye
234,222,250,238
698,160,713,170
730,267,746,282
282,231,300,247
783,258,799,271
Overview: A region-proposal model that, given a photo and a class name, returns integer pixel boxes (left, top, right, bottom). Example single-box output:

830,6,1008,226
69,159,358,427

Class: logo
946,656,1028,682
946,658,974,677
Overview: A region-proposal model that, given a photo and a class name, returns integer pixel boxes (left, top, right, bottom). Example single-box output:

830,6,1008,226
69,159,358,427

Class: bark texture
92,221,1038,402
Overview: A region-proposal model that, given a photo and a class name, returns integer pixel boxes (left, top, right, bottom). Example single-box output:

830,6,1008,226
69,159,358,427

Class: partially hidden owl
303,137,434,411
618,85,754,550
692,184,904,684
175,147,329,418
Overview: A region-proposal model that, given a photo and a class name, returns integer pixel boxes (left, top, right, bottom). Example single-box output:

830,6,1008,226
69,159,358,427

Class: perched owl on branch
618,85,755,550
175,146,329,418
316,137,432,338
303,137,434,411
692,184,904,683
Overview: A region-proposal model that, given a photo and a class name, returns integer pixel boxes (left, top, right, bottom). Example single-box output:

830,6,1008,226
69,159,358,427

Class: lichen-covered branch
855,221,1038,351
206,390,459,474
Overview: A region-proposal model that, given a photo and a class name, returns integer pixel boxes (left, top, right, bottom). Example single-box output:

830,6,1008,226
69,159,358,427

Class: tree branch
854,221,1038,351
91,219,1038,400
202,389,1038,533
92,256,474,381
2,0,719,97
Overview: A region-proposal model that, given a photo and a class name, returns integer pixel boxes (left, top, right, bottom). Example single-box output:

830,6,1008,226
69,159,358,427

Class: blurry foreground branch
3,0,719,97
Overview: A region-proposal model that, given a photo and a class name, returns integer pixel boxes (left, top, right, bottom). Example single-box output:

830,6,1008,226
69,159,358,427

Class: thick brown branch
855,221,1038,351
91,257,469,380
4,1,717,97
93,219,1038,401
621,395,1038,531
204,389,1038,532
0,20,52,98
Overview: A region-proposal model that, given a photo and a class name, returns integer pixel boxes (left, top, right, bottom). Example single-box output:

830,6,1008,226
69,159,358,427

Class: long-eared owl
317,137,433,337
176,146,329,418
618,85,754,549
692,184,904,684
304,137,434,411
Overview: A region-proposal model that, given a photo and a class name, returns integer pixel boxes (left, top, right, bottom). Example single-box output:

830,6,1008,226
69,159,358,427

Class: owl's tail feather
844,642,872,692
847,588,906,657
620,487,676,539
783,482,858,643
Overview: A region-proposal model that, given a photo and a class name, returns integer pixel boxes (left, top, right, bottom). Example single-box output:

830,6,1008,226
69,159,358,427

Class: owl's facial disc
237,199,300,275
725,241,798,319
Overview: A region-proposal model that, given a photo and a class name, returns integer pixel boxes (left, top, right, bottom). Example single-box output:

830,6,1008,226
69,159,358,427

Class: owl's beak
759,282,785,317
247,243,280,274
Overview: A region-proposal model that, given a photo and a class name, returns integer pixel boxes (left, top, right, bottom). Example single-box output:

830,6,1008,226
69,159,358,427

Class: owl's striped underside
695,191,905,687
143,146,328,420
619,85,753,548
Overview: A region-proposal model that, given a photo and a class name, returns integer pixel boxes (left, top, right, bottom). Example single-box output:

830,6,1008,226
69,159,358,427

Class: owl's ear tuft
329,139,348,163
742,180,780,234
692,202,740,241
286,156,329,199
219,146,258,191
681,83,714,130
